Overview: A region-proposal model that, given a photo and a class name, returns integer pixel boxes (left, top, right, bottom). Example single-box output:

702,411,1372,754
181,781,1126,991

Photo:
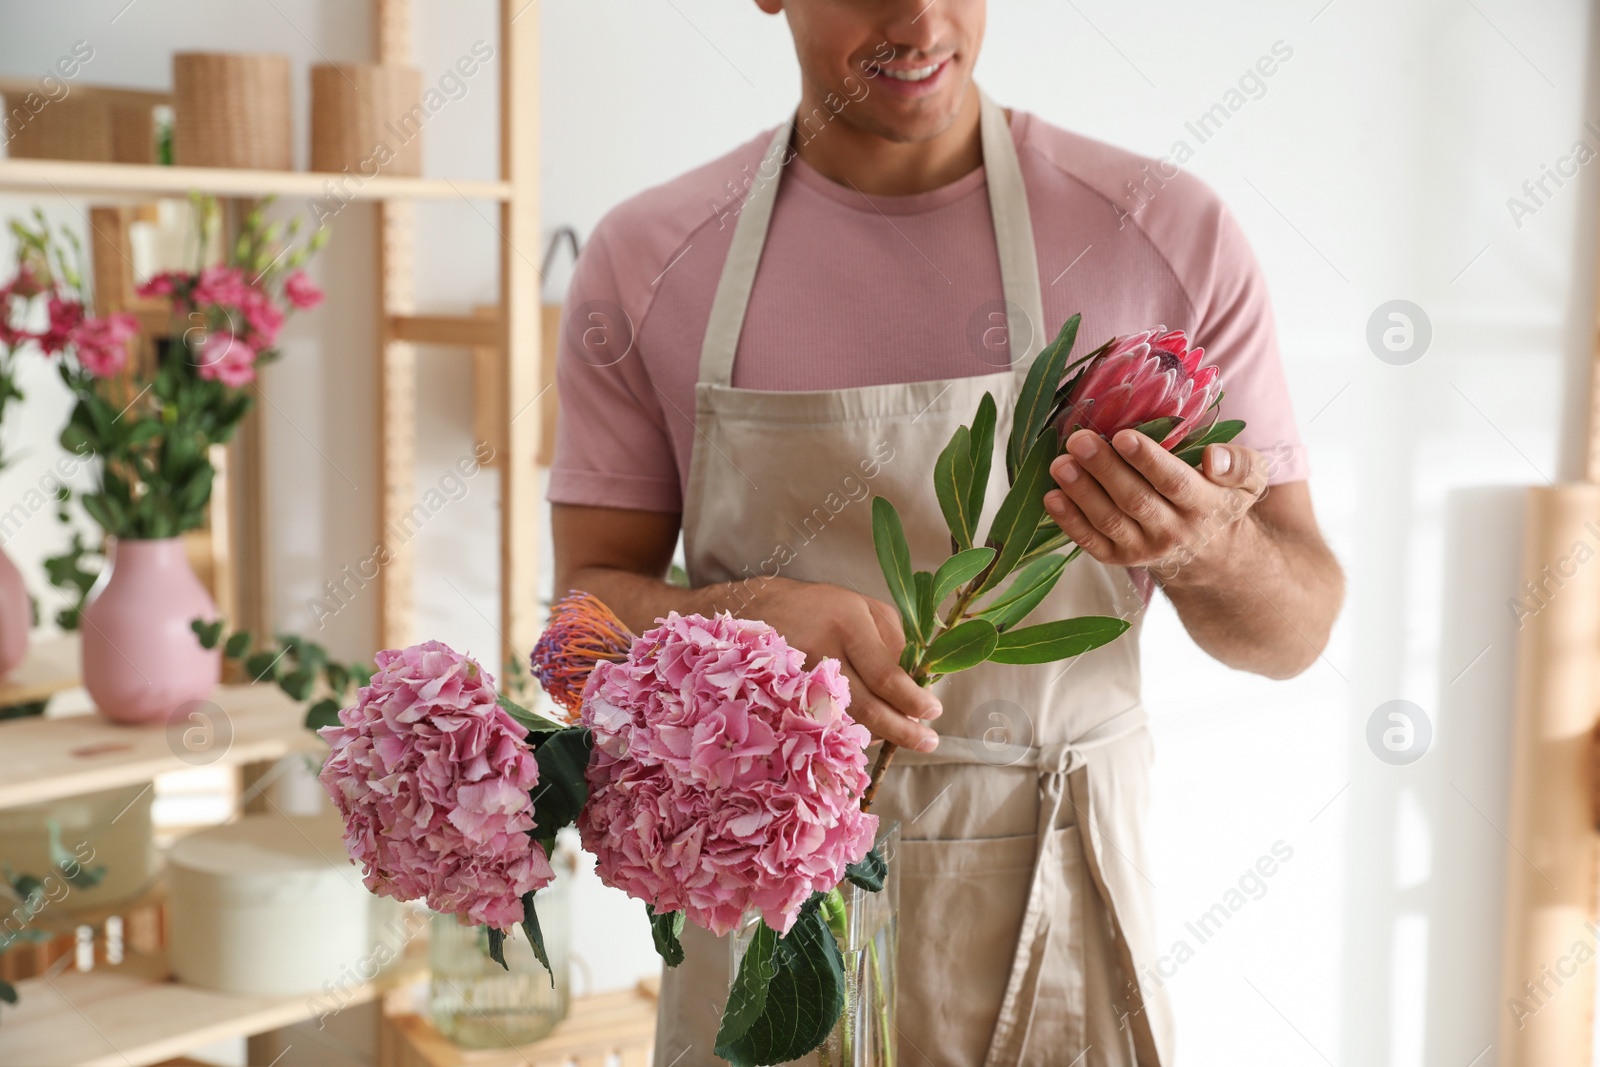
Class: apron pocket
897,827,1091,1067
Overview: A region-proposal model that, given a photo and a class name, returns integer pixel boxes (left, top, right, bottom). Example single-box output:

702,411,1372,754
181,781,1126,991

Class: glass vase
427,850,572,1048
732,821,900,1067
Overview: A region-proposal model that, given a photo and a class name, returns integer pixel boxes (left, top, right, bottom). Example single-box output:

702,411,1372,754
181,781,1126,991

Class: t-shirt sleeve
545,224,683,513
1190,202,1308,486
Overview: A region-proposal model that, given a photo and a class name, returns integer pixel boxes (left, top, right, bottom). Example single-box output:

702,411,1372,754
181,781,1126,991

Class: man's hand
1040,428,1344,679
551,503,941,751
1042,427,1268,581
752,578,942,753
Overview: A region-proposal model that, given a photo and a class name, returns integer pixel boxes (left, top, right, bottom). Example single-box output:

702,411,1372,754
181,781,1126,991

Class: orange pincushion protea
530,591,636,720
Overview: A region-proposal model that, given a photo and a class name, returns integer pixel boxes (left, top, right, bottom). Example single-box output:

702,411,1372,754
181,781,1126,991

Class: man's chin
850,100,967,145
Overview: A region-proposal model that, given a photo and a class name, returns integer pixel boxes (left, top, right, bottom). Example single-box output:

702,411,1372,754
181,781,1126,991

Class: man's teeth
883,64,939,82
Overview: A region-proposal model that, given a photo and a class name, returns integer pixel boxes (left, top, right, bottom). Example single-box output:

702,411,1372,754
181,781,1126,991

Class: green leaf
1173,418,1246,467
521,891,554,983
0,977,16,1006
715,905,846,1066
323,660,349,696
530,728,593,856
912,571,936,644
244,651,281,683
189,618,223,650
304,697,342,731
280,668,315,702
486,927,508,970
1007,314,1079,480
989,616,1131,664
717,923,777,1054
498,693,565,735
977,554,1069,631
968,392,998,522
923,618,999,674
647,905,687,969
1131,416,1182,443
931,547,995,608
933,426,975,550
871,497,920,643
844,847,887,893
980,429,1061,594
223,630,252,659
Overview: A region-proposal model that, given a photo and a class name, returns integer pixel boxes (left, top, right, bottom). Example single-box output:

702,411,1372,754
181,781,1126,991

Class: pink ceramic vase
0,543,30,677
80,538,221,725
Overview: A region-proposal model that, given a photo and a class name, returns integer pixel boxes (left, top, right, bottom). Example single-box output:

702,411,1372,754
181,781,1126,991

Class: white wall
2,2,1597,1064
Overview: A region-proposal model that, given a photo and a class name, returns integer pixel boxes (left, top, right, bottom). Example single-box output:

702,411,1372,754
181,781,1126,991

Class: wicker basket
172,52,292,170
309,63,423,177
2,93,156,163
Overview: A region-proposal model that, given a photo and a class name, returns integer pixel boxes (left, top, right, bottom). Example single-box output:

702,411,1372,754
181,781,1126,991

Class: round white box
167,813,371,996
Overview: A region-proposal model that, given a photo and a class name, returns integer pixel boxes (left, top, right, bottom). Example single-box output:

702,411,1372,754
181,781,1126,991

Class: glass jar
731,821,900,1067
428,846,573,1048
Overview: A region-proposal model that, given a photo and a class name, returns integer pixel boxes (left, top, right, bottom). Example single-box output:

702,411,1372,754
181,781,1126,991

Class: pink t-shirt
548,110,1307,517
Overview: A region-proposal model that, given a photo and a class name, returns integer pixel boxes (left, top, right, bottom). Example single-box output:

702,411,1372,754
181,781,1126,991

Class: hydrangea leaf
844,847,887,893
522,891,554,984
715,905,845,1066
647,905,686,969
531,727,593,856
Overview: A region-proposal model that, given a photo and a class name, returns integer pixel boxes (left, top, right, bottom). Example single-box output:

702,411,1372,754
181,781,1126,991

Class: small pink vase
0,543,30,677
80,538,221,725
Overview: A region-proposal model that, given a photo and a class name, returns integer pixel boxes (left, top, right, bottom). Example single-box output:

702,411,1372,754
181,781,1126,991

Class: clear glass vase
732,821,900,1067
428,850,572,1048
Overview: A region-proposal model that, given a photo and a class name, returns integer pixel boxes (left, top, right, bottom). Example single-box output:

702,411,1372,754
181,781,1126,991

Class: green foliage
715,898,846,1067
843,847,887,893
647,905,687,968
867,312,1137,692
528,727,593,859
198,623,371,730
520,890,553,982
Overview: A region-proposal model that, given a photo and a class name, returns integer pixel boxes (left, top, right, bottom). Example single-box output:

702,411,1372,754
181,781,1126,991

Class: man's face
771,0,985,144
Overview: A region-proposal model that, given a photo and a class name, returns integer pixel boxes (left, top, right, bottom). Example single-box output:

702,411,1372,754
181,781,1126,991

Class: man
548,2,1344,1064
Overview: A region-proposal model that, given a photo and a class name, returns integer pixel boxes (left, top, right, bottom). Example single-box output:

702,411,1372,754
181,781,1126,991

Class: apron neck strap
696,88,1046,389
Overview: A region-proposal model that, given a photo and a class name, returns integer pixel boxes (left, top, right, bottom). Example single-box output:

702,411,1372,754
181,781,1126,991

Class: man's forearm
560,565,781,637
1158,510,1344,679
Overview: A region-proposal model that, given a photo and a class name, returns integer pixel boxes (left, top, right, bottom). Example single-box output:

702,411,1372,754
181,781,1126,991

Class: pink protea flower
1051,327,1219,449
191,330,258,388
318,640,554,929
577,611,877,937
72,313,139,378
282,269,324,310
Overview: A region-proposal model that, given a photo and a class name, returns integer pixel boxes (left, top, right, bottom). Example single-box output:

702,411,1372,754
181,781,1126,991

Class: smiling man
548,2,1343,1064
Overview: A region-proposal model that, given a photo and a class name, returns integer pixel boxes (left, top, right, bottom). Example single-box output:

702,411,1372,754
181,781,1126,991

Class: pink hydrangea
72,313,139,377
282,269,324,310
578,612,877,937
319,641,554,928
191,330,258,388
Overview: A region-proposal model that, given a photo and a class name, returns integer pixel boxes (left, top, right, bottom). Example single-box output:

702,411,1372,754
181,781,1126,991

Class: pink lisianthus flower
191,330,258,388
282,269,324,310
1051,327,1219,450
239,287,284,347
190,265,252,309
318,641,554,928
72,313,139,378
577,611,877,937
37,295,85,356
135,271,183,300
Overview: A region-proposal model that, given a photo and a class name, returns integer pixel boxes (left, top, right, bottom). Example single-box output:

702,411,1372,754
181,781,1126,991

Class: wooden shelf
0,947,426,1067
0,633,81,708
0,683,321,810
382,979,659,1067
0,157,511,202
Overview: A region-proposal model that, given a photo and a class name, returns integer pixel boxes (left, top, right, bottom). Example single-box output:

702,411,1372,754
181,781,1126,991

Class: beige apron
656,92,1172,1067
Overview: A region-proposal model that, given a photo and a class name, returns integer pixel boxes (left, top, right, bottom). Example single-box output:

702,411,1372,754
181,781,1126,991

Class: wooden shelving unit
381,980,658,1067
0,683,318,810
0,2,547,1061
0,947,426,1067
0,633,81,708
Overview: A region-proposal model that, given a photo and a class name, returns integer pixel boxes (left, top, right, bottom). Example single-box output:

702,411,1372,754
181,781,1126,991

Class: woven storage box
310,63,423,176
172,52,292,170
3,94,155,163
